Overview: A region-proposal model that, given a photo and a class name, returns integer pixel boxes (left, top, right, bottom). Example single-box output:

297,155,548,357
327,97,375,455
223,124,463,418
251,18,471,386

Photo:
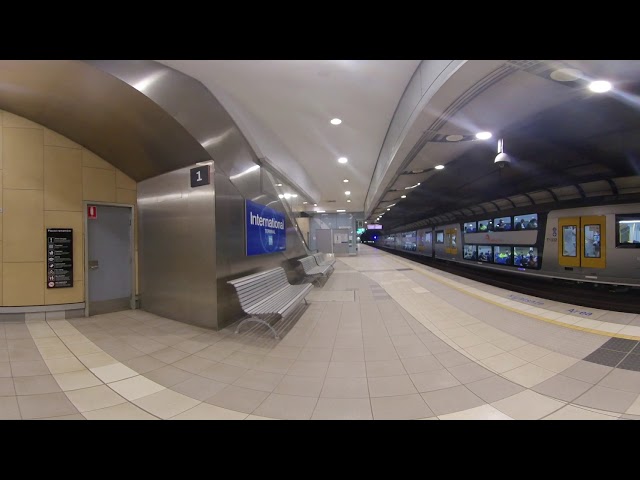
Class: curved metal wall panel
0,60,210,181
88,60,309,329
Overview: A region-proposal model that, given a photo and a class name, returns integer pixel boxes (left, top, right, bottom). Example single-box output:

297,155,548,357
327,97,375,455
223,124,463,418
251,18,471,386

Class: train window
616,214,640,247
464,222,477,233
514,213,538,230
562,225,577,257
436,231,444,243
584,225,601,258
493,246,513,265
494,216,512,231
478,220,491,232
477,245,493,262
514,246,539,268
463,245,477,260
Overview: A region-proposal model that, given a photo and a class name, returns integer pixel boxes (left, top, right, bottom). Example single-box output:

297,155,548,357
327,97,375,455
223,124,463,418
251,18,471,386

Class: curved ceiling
157,60,420,213
366,60,640,230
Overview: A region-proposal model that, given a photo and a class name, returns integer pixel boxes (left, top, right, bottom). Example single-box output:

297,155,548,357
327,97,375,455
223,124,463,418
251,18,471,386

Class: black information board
46,228,73,288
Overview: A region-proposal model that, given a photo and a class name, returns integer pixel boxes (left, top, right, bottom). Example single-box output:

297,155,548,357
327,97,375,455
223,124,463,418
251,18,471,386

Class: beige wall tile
82,149,114,170
0,170,3,209
44,211,83,283
2,111,42,129
116,170,136,191
83,167,116,202
45,279,83,305
3,262,45,306
44,147,82,212
3,189,44,262
116,188,136,205
3,128,44,190
0,118,3,170
44,128,81,149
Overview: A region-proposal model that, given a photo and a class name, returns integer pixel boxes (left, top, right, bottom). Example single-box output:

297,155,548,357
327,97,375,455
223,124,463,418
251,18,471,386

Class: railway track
375,246,640,315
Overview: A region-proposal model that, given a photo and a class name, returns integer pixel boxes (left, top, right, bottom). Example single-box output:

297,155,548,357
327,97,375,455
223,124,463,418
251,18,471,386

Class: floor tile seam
389,255,640,341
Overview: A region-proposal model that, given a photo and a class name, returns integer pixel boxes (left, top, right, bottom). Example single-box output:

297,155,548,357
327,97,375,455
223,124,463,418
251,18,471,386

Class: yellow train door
558,216,606,269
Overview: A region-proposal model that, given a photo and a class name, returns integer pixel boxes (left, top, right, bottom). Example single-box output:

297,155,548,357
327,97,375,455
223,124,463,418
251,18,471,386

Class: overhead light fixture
275,183,283,187
345,191,351,195
292,194,298,198
401,195,406,198
589,80,612,93
338,157,348,164
347,199,351,203
475,131,492,140
405,183,421,189
337,209,346,212
314,203,317,206
445,134,464,142
330,118,342,125
364,221,367,224
434,165,445,170
284,193,291,199
494,138,511,168
387,208,391,211
317,210,326,213
343,179,349,183
278,194,284,198
303,202,308,204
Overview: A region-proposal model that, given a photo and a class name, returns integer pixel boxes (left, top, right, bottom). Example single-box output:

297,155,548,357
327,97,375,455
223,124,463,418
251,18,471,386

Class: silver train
375,202,640,287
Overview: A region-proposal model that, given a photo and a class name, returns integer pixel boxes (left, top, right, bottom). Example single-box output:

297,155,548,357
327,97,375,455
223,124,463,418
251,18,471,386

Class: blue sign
246,199,287,256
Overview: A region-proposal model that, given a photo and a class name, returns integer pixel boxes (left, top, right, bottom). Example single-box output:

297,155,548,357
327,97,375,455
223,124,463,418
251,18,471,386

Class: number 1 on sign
196,171,202,182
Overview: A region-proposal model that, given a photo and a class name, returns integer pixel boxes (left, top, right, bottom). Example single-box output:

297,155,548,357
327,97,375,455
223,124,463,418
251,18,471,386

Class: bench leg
235,317,280,340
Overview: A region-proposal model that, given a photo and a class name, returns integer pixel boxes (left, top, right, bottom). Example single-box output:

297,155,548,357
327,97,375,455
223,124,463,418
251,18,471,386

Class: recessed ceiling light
401,195,406,198
292,194,298,198
347,199,351,203
337,209,346,212
330,118,342,125
345,191,351,195
275,183,283,187
343,179,349,183
446,134,464,142
317,210,326,213
338,157,348,164
434,165,445,170
387,208,391,211
284,193,291,199
303,202,308,204
314,204,317,206
278,194,284,198
550,68,582,82
476,131,492,140
589,80,612,93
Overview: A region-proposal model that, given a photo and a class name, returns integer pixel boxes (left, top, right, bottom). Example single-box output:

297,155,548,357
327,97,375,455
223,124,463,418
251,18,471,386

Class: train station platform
1,244,639,420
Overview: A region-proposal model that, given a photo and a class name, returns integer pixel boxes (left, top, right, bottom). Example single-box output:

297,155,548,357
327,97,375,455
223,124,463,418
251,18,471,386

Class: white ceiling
158,60,420,213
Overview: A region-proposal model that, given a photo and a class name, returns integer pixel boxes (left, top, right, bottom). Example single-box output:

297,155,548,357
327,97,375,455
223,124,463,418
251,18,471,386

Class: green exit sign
356,228,365,235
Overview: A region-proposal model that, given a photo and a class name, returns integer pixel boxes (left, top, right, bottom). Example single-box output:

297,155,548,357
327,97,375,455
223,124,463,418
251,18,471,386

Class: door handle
89,260,99,270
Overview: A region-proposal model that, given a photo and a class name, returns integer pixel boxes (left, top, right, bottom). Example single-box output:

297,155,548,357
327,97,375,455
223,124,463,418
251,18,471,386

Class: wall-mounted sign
190,165,211,188
367,224,383,230
88,205,97,219
46,228,73,288
246,199,286,256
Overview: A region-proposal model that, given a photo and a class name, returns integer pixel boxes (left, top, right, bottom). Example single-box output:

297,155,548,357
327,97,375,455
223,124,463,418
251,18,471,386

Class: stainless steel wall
138,166,217,329
90,60,311,329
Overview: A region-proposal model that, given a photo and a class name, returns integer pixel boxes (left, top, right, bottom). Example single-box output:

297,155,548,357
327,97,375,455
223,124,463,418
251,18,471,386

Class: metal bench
299,255,333,284
313,252,335,267
227,267,313,339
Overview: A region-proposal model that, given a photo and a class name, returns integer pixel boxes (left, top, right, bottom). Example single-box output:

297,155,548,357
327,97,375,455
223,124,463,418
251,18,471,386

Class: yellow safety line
386,254,640,341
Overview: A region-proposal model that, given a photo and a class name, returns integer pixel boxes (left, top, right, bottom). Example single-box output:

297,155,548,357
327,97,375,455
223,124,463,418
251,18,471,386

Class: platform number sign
190,165,211,188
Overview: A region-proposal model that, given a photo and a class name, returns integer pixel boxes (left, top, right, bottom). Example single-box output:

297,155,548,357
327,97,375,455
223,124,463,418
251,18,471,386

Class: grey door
316,229,333,254
87,205,133,315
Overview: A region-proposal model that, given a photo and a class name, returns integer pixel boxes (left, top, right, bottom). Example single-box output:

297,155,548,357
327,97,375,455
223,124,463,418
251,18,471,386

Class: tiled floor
0,244,639,420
